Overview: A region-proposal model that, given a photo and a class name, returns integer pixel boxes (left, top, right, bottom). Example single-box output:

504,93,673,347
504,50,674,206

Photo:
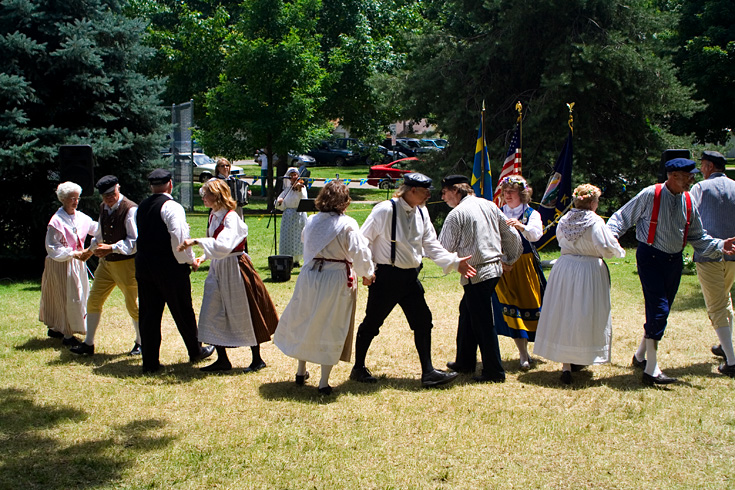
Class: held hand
75,249,94,262
362,275,375,286
177,239,196,252
724,237,735,255
93,243,113,257
192,256,205,272
505,218,525,231
501,262,514,273
457,256,477,278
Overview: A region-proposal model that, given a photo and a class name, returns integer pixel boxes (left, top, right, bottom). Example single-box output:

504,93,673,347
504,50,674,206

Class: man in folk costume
70,175,141,356
438,175,523,383
690,151,735,377
350,173,477,387
135,169,214,374
607,158,735,385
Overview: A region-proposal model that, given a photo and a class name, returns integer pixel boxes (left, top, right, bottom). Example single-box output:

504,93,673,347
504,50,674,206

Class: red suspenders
646,183,692,249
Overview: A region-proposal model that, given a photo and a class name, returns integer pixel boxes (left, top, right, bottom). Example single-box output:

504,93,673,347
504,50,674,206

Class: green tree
0,0,167,273
671,0,735,144
201,0,327,206
401,0,699,211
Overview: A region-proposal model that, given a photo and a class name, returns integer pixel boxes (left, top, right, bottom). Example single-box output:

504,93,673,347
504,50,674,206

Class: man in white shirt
350,173,476,387
135,169,214,374
71,175,141,356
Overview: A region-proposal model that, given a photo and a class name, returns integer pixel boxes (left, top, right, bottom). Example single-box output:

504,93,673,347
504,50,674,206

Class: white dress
276,183,307,259
274,213,374,365
39,208,98,336
533,210,625,365
196,209,257,347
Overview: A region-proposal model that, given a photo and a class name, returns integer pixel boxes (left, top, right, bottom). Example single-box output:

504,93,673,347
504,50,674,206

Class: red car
367,157,418,189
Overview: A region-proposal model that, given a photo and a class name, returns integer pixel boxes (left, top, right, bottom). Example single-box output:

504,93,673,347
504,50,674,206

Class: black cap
441,174,470,188
664,158,699,174
701,150,727,169
403,172,434,190
148,168,172,185
95,175,118,194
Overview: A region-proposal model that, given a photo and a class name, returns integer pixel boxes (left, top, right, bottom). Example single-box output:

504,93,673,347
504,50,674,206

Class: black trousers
357,264,433,338
137,267,200,368
636,243,683,341
455,277,504,379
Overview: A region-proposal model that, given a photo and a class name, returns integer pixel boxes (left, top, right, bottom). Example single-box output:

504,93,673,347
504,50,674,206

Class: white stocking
296,360,307,376
132,319,141,345
644,338,662,377
635,335,647,361
715,326,735,365
319,365,334,389
84,312,101,346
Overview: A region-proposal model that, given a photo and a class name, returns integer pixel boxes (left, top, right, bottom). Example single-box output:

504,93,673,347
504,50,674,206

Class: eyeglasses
102,191,116,198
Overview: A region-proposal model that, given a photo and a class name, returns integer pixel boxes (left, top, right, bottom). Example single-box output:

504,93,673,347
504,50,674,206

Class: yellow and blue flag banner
471,118,493,200
535,130,573,250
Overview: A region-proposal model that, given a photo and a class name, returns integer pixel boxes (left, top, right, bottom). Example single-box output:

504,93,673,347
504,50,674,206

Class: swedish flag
471,118,493,199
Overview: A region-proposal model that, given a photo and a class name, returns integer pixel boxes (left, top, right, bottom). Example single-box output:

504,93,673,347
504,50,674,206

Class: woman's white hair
56,181,82,202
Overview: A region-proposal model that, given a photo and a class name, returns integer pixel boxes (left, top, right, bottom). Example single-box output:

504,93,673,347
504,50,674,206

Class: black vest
99,196,137,262
135,193,189,273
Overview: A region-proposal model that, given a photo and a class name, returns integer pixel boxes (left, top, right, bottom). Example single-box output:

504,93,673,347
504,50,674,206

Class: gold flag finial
515,101,522,122
482,99,486,112
567,102,575,133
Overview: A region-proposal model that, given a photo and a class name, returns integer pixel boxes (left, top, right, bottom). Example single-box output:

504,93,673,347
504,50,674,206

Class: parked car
190,153,244,183
367,157,418,189
399,138,440,155
287,153,316,166
307,141,359,166
377,145,407,164
421,138,448,149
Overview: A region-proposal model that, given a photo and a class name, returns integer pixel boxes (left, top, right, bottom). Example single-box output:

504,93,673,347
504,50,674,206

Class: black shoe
200,359,232,372
718,362,735,378
642,372,678,386
421,369,459,387
129,343,142,356
472,374,505,383
62,337,81,347
318,385,333,395
712,344,726,359
70,342,94,355
446,361,475,374
243,360,266,373
47,329,64,339
350,365,377,383
190,345,215,363
560,370,572,385
142,363,162,374
295,371,310,386
631,354,647,370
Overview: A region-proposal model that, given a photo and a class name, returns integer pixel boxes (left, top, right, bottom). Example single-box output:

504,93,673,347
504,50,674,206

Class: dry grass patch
1,232,734,488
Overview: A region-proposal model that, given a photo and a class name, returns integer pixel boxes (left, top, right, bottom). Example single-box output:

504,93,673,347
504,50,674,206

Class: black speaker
59,145,95,196
658,149,691,183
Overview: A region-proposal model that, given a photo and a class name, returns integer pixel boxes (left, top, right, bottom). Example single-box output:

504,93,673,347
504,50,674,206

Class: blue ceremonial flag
534,130,573,250
471,116,493,200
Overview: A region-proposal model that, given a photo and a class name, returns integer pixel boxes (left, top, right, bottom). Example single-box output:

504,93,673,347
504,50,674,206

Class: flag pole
481,100,486,196
515,100,523,173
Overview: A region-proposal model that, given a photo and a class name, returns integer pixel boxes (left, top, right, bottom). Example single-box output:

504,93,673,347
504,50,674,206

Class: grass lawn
1,199,734,489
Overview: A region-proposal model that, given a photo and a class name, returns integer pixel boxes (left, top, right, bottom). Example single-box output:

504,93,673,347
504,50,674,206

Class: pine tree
0,0,167,274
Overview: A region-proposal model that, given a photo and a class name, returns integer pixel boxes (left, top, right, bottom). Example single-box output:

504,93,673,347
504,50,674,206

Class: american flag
493,126,522,204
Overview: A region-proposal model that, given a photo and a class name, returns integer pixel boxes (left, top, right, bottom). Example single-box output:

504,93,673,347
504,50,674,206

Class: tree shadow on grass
0,388,174,489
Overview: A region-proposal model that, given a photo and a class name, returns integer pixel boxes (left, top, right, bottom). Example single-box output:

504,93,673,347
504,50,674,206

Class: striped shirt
439,195,523,286
606,183,722,258
690,172,735,262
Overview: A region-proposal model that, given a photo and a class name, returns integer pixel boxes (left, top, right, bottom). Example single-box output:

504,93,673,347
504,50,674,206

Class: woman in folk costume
274,180,374,395
178,179,278,373
275,167,307,267
533,184,625,384
492,175,546,370
40,181,98,346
